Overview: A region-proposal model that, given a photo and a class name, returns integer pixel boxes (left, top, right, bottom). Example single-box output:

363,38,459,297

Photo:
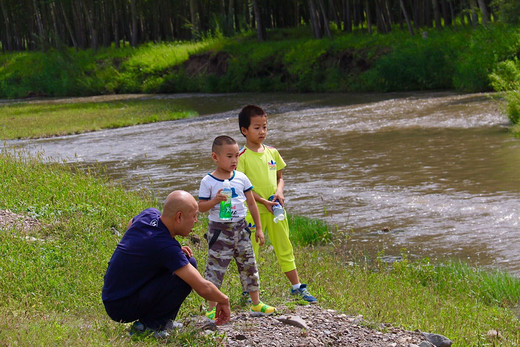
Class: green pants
246,210,296,273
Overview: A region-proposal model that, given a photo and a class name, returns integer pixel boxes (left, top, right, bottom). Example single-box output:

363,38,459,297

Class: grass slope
1,147,519,345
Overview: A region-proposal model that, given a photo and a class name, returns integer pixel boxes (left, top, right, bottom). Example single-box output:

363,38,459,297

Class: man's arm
126,217,134,229
174,263,230,325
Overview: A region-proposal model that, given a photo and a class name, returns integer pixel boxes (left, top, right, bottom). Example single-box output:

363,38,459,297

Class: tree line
0,0,512,52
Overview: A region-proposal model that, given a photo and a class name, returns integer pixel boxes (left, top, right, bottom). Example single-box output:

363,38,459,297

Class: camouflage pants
204,218,260,292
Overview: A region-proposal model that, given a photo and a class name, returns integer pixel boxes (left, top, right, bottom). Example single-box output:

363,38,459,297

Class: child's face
242,115,267,145
212,143,239,173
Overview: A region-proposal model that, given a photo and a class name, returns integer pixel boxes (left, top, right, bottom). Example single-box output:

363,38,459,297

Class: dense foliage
1,24,519,99
0,0,510,51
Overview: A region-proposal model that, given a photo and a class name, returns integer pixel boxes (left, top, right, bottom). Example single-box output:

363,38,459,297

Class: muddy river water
8,92,520,275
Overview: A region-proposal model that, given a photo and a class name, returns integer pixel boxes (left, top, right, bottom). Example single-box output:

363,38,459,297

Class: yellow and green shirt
237,144,286,214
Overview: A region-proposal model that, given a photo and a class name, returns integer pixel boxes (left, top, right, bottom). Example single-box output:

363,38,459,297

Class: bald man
102,190,230,337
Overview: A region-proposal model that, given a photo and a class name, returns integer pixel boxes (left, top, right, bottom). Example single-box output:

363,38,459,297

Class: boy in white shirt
198,135,275,320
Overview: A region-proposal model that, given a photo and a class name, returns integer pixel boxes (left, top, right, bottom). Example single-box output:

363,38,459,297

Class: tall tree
469,0,479,27
189,0,200,39
342,0,352,33
0,0,13,51
130,0,137,46
32,0,45,50
308,0,322,38
432,0,442,29
60,1,78,49
365,0,372,34
399,0,414,36
252,0,265,41
316,0,332,38
0,0,500,50
477,0,489,25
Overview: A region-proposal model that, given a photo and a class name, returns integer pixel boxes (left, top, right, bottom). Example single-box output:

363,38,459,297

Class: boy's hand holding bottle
213,189,229,203
267,195,286,223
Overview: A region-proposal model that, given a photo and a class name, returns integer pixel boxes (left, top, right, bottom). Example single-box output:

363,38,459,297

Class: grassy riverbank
1,147,519,345
0,96,197,140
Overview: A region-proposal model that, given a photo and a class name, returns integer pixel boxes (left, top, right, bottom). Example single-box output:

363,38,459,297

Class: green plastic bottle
219,179,232,221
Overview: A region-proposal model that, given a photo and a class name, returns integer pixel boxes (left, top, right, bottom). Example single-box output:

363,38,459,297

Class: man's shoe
290,284,317,303
205,306,216,321
151,320,183,339
128,320,146,336
152,330,170,339
164,320,183,330
250,301,276,316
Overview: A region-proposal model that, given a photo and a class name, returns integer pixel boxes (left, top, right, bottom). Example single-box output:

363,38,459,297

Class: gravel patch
205,304,433,346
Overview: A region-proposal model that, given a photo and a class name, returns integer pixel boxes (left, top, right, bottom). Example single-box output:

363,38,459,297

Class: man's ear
240,127,247,136
175,210,183,223
211,152,218,161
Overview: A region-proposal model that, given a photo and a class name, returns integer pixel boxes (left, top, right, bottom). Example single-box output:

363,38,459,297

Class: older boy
237,105,317,303
198,135,275,320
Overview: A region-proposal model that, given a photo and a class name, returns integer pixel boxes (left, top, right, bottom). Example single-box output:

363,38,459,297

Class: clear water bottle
219,179,232,221
269,195,285,223
272,203,285,223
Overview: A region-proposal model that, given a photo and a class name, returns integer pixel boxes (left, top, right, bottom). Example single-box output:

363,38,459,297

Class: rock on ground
206,304,426,347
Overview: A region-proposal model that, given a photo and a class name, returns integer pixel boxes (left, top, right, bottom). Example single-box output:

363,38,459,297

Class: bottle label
220,201,232,220
219,189,232,221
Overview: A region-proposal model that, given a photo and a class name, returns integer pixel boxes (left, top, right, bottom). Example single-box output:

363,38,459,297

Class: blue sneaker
290,284,317,303
240,291,252,306
129,320,146,336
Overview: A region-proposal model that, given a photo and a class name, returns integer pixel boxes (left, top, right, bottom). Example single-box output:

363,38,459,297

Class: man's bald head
163,190,197,216
161,190,199,237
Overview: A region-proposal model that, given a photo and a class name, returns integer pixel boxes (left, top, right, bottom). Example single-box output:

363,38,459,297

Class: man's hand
214,300,231,325
181,246,193,258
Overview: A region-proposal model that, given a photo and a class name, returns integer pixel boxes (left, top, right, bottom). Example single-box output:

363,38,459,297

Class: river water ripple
6,92,520,275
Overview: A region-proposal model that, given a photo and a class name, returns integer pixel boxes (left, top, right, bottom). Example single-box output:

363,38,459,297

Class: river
7,92,520,275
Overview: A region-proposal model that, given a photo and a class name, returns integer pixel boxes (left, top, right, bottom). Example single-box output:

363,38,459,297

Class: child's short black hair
238,105,267,137
212,135,236,153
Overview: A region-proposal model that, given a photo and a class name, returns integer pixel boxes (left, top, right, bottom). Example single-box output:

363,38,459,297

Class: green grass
288,214,333,246
0,97,198,139
2,24,520,98
1,147,520,345
123,39,223,74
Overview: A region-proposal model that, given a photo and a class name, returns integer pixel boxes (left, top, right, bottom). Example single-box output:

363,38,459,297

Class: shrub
454,24,520,92
490,59,520,125
288,214,332,246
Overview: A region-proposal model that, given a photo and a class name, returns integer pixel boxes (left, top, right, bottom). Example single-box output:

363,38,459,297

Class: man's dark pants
103,257,196,330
